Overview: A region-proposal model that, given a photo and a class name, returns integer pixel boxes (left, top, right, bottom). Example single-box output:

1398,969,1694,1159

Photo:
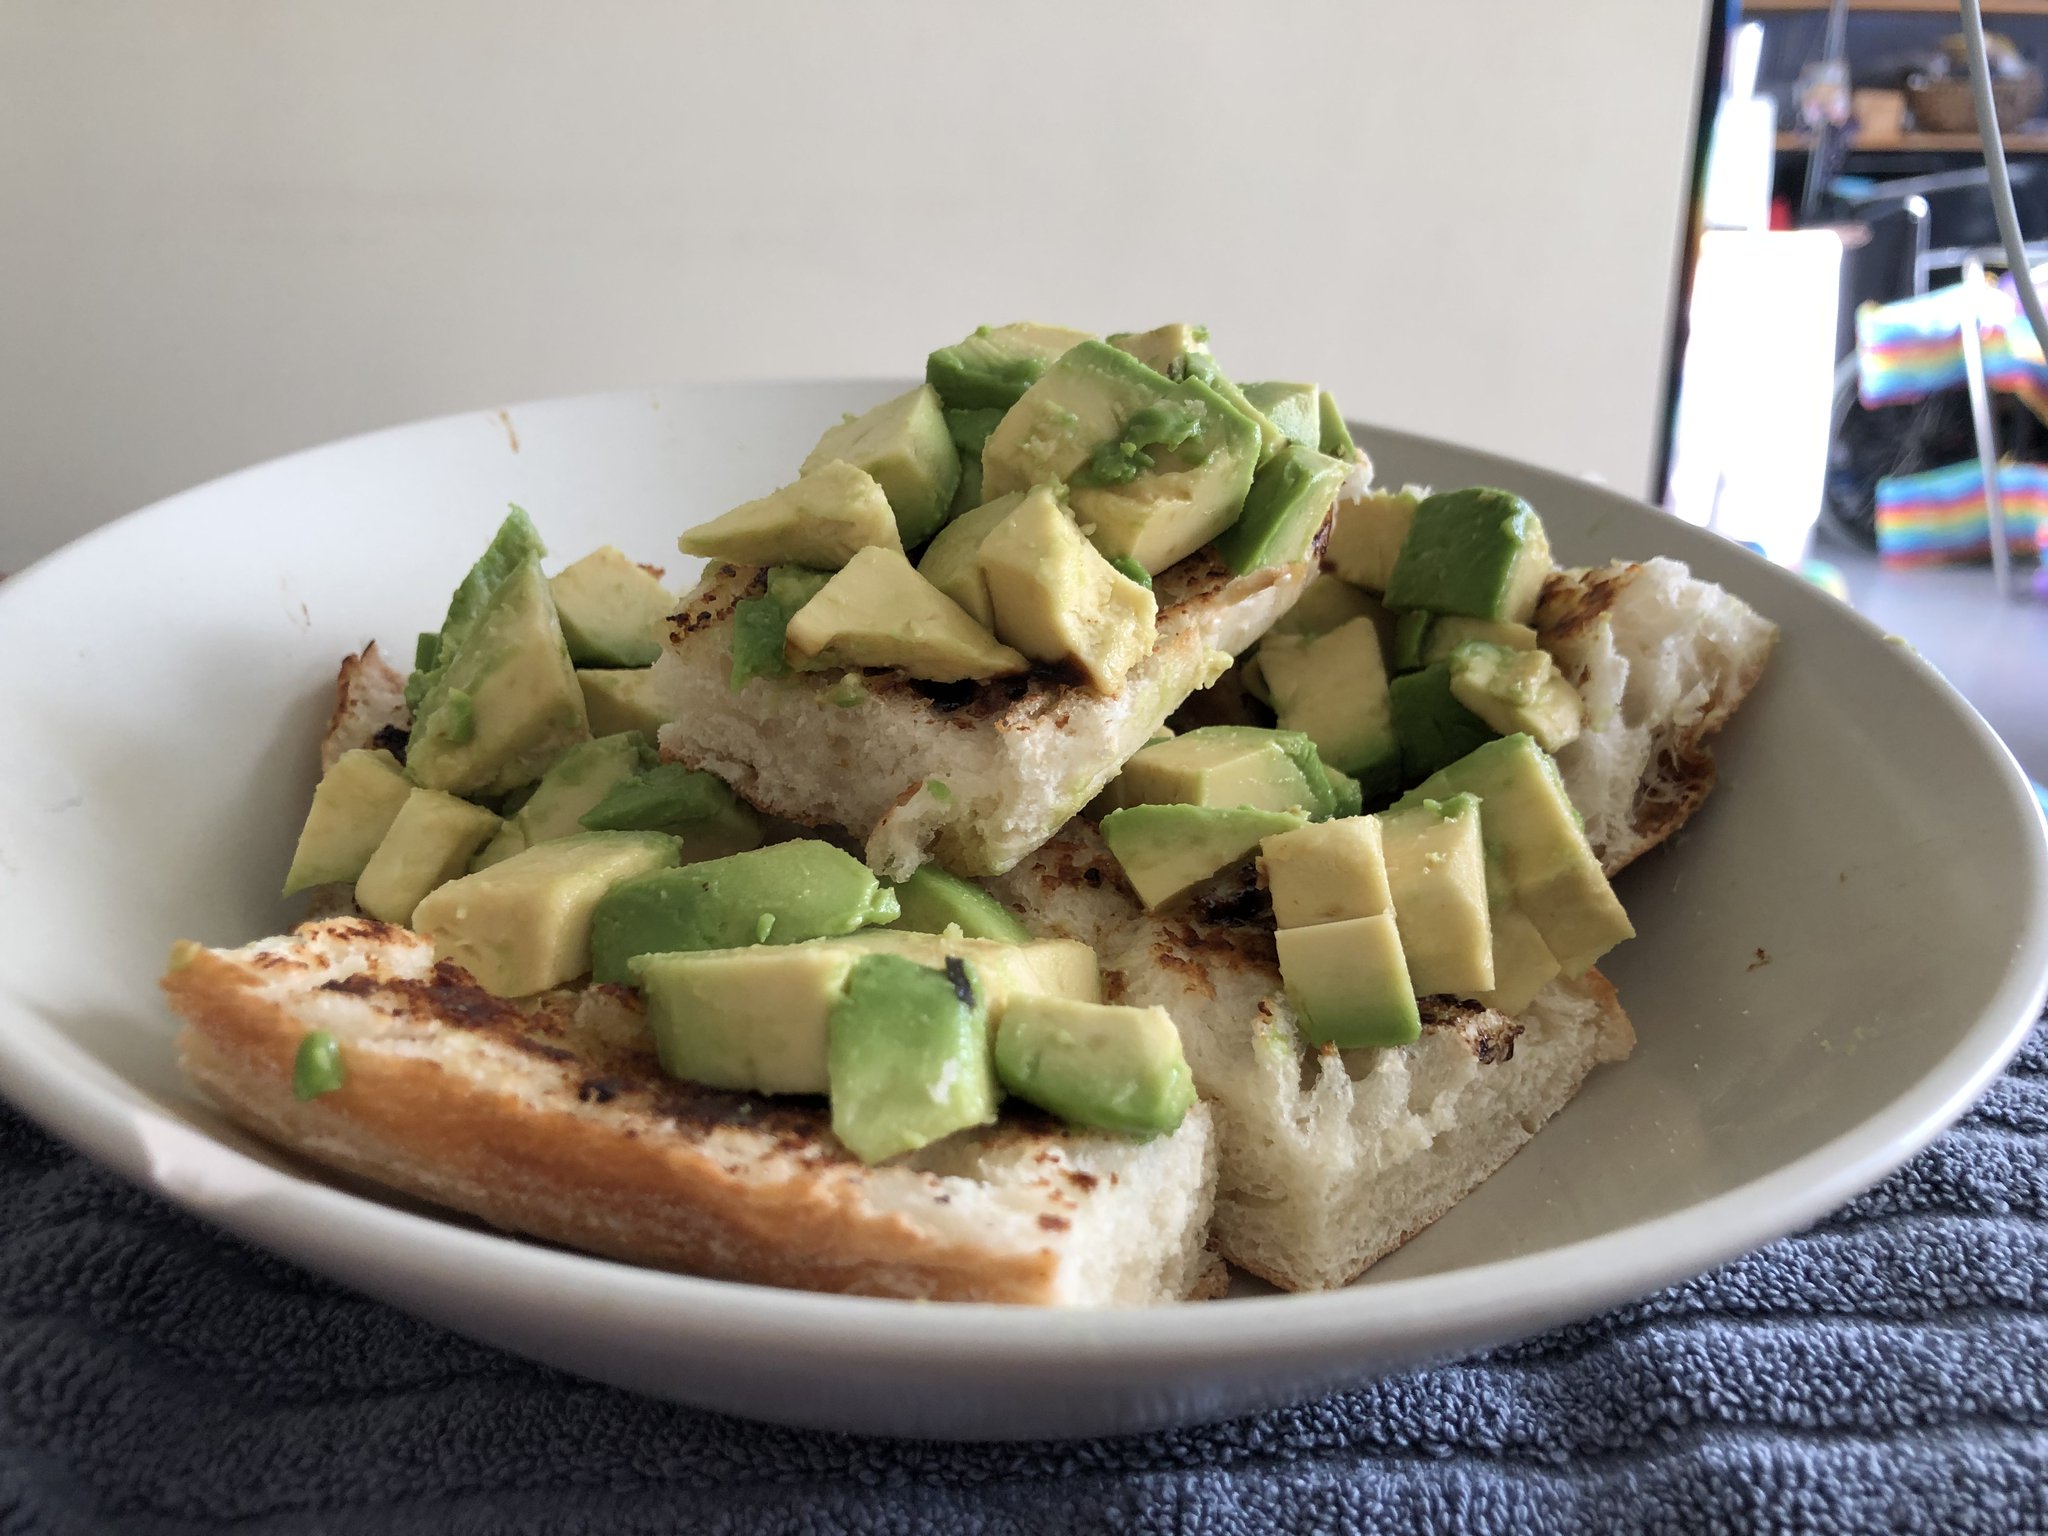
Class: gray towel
2,1020,2044,1535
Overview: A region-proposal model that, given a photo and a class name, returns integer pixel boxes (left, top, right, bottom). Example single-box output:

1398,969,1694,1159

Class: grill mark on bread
1535,563,1632,649
1418,996,1523,1063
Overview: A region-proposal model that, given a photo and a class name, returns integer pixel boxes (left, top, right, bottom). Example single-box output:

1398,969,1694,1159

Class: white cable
1960,0,2048,350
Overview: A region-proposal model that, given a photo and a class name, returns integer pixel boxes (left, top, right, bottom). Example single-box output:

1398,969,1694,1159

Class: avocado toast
162,321,1774,1303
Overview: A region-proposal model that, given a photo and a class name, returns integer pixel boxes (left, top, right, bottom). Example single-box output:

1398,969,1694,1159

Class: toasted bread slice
165,918,1221,1305
320,641,409,772
654,547,1321,881
1536,558,1777,874
991,824,1633,1292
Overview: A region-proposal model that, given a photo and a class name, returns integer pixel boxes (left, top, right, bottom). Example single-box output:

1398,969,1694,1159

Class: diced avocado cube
1388,663,1498,784
1213,441,1350,574
1325,487,1420,593
579,762,763,861
282,748,412,896
1378,794,1493,997
1240,382,1322,450
1318,390,1359,460
406,506,548,711
680,461,902,571
1269,574,1384,641
1109,725,1330,818
783,546,1027,683
588,839,900,985
1477,899,1562,1017
837,928,1101,1015
1425,616,1539,664
802,385,960,549
915,492,1020,630
982,340,1261,575
475,732,656,869
728,565,832,691
633,944,855,1094
1257,617,1401,801
1275,913,1421,1048
1105,326,1289,464
1100,803,1306,911
577,667,672,739
888,866,1032,943
994,996,1195,1136
976,485,1157,694
1384,487,1553,623
1258,816,1393,928
1446,642,1584,754
408,560,591,798
829,954,999,1164
1396,734,1633,977
354,788,503,926
926,323,1093,411
549,547,673,668
413,831,681,996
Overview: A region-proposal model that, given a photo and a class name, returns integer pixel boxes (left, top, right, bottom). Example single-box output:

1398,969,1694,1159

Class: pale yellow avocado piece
1377,794,1494,996
915,491,1025,630
577,667,672,739
1274,913,1420,1048
631,945,856,1094
412,830,681,997
801,385,959,548
1326,486,1424,592
783,545,1027,683
1257,617,1400,786
548,547,674,668
1269,574,1384,641
977,486,1157,693
678,460,902,570
1447,642,1585,754
1258,816,1393,928
282,748,412,896
1422,616,1538,665
354,788,503,926
1476,900,1561,1016
1113,731,1318,816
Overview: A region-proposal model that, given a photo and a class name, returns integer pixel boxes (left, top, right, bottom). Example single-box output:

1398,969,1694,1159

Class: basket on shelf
1907,31,2044,135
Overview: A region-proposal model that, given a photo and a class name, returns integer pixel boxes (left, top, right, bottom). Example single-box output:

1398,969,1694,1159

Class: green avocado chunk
1391,608,1434,673
1257,617,1402,802
634,943,857,1094
1384,487,1553,623
1100,803,1306,910
802,385,960,549
588,839,900,985
405,507,548,711
413,830,682,997
292,1030,347,1101
578,762,763,861
1106,725,1337,819
944,407,1007,456
888,866,1032,943
1445,641,1584,754
915,492,1020,630
282,748,413,896
1318,390,1359,460
828,953,999,1164
549,546,673,668
1388,663,1499,784
407,559,592,798
926,323,1093,411
473,732,656,869
354,787,502,925
680,462,901,571
993,995,1195,1136
1212,440,1350,574
1240,382,1322,450
729,565,833,690
1276,913,1421,1049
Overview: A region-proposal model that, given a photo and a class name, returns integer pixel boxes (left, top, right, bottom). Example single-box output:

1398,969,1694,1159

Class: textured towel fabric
2,1025,2045,1536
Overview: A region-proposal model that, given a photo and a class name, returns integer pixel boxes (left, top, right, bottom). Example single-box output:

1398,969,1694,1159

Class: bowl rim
1,388,2044,1370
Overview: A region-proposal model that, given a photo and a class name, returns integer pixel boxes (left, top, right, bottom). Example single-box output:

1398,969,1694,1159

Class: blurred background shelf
1744,0,2048,14
1777,128,2048,151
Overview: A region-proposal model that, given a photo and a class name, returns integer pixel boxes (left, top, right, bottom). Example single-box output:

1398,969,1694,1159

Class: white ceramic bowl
1,383,2044,1441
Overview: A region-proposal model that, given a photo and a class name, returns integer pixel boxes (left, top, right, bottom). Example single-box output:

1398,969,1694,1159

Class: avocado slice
636,943,854,1094
405,506,548,711
1325,486,1420,594
888,866,1032,943
728,565,832,691
1379,794,1494,997
976,485,1157,694
1257,815,1394,928
1318,390,1360,460
1477,895,1563,1016
1384,487,1553,623
926,323,1093,411
408,560,591,798
577,667,671,739
1100,802,1306,910
1269,574,1382,642
783,546,1027,683
993,996,1195,1136
1446,641,1584,754
828,954,998,1164
1107,725,1333,819
549,547,674,668
1388,662,1498,785
472,733,653,870
802,385,960,549
578,762,763,861
680,461,902,571
1106,325,1290,464
915,491,1021,630
1395,734,1633,977
588,839,900,985
1275,914,1421,1049
412,830,681,997
1240,382,1322,450
1257,617,1401,802
354,788,503,925
1213,441,1350,574
282,748,412,897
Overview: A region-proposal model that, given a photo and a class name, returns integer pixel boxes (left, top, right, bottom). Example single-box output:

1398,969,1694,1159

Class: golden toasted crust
163,923,1137,1304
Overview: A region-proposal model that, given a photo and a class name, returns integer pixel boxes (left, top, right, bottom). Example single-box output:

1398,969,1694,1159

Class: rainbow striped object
1874,457,2048,566
1856,283,2048,422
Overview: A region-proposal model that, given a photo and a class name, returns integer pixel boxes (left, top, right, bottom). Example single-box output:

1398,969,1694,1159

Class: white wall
0,1,1706,571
